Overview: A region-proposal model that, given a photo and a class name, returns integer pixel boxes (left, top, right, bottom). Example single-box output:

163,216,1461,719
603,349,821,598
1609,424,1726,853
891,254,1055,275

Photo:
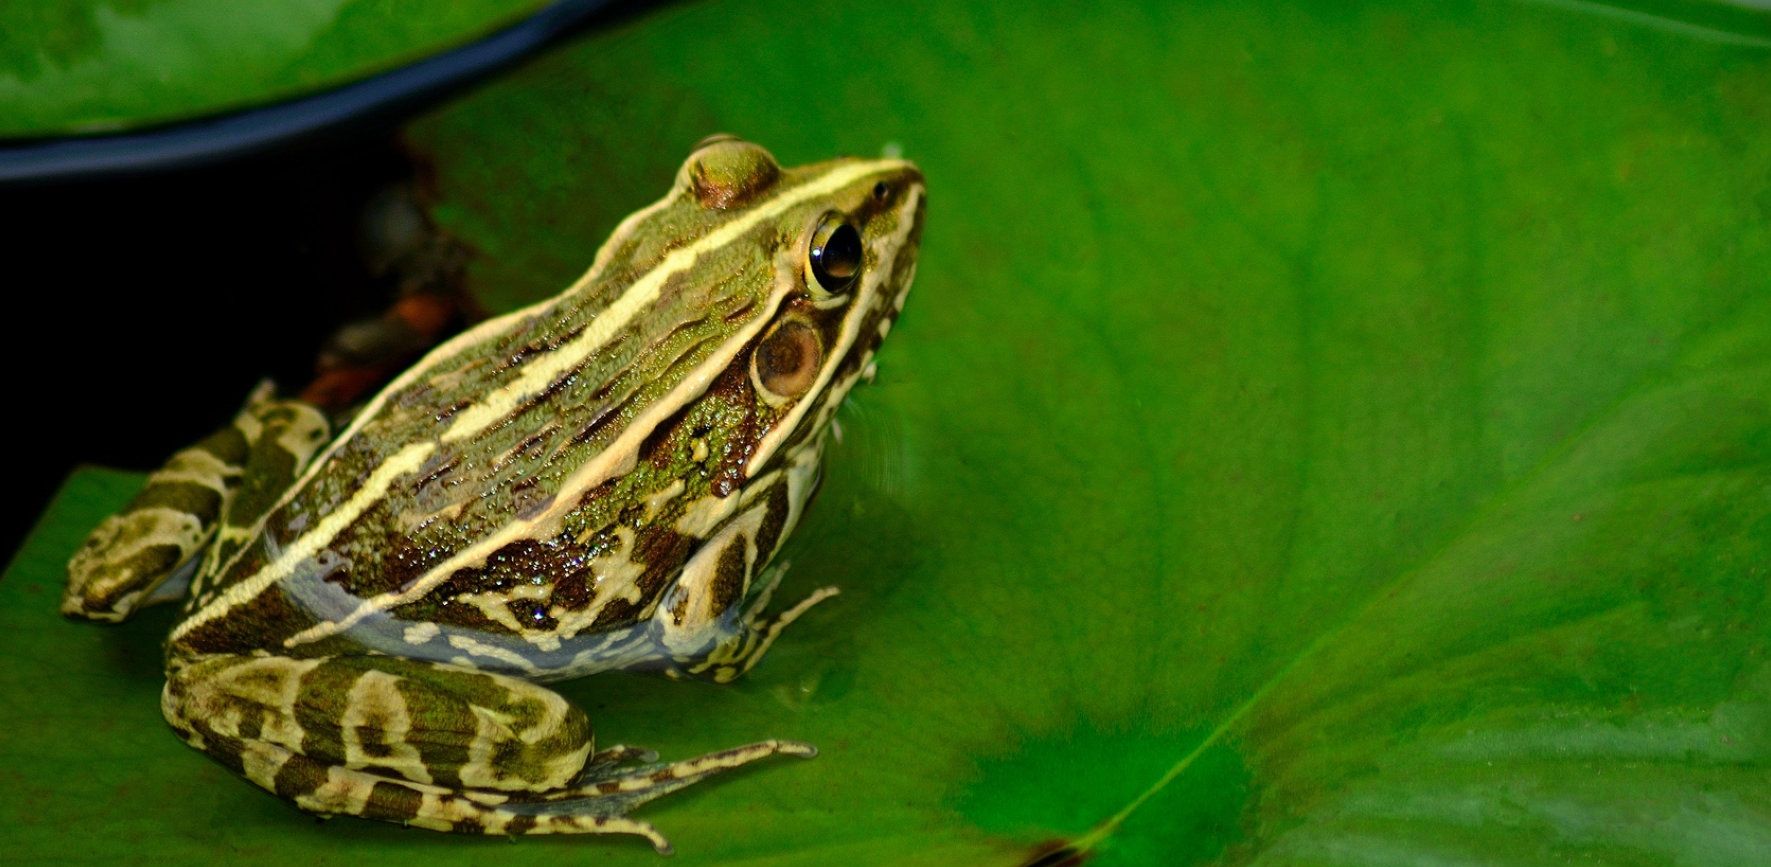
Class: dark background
0,0,663,568
2,136,414,564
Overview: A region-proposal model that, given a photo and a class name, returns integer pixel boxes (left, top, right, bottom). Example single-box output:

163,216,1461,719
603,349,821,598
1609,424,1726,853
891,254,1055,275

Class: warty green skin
61,138,926,852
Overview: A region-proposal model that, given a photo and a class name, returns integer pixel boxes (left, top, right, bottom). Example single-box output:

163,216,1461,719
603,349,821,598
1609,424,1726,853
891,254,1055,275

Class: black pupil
812,221,862,290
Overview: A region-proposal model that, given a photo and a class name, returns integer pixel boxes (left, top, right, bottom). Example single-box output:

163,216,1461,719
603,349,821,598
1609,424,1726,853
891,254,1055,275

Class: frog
62,136,925,854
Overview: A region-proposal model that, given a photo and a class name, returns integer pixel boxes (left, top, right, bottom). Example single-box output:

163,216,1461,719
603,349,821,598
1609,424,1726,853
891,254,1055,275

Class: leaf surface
5,1,1769,864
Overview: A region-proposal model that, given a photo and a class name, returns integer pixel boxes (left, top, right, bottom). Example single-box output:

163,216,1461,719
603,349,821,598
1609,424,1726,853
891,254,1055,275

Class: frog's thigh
164,654,592,796
655,489,837,683
161,653,808,850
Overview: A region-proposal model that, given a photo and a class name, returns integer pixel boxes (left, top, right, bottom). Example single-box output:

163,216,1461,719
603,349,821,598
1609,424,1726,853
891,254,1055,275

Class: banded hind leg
63,384,329,621
162,653,812,852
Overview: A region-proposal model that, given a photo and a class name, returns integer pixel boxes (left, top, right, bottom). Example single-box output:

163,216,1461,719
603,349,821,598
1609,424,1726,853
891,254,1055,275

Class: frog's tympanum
63,137,925,853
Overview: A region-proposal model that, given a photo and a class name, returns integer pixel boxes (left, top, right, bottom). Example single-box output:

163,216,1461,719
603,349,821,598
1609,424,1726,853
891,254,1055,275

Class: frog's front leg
655,474,839,684
162,652,811,852
661,559,839,684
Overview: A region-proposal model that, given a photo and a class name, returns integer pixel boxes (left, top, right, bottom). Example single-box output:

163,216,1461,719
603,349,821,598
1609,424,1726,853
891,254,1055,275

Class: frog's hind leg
63,385,329,621
162,653,812,852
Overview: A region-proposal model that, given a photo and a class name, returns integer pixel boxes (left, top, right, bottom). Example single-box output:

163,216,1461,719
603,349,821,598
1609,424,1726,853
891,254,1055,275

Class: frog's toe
573,738,816,790
585,744,661,771
500,739,816,846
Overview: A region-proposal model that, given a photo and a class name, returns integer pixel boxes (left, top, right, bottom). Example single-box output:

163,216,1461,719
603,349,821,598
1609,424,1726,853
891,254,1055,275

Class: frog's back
168,144,923,677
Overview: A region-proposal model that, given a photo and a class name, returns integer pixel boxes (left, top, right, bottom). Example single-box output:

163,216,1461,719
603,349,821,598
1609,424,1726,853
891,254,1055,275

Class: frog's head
711,137,921,481
632,136,925,496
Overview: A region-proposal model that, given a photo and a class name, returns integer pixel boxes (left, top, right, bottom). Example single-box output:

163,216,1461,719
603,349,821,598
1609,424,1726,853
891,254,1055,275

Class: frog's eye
808,213,862,295
752,319,824,403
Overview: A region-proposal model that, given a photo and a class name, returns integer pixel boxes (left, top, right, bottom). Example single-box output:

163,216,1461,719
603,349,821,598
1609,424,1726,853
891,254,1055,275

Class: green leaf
5,0,1769,864
0,0,550,137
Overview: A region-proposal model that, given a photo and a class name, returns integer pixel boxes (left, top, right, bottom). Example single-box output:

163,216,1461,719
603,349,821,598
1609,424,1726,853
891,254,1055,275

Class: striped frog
62,137,925,853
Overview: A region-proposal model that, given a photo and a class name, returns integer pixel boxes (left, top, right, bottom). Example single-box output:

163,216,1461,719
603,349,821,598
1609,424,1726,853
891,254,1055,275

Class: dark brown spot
366,780,426,821
507,598,558,631
641,411,689,471
550,571,594,611
711,540,749,616
412,449,462,493
590,597,638,629
377,535,455,597
129,480,223,521
409,535,615,632
271,755,323,799
752,480,793,561
313,550,352,587
574,478,620,511
206,735,248,776
632,527,695,604
504,814,538,835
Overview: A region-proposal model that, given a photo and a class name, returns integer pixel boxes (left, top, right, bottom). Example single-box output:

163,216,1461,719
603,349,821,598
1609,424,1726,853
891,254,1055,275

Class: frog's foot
664,561,841,684
505,737,817,850
162,653,813,853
